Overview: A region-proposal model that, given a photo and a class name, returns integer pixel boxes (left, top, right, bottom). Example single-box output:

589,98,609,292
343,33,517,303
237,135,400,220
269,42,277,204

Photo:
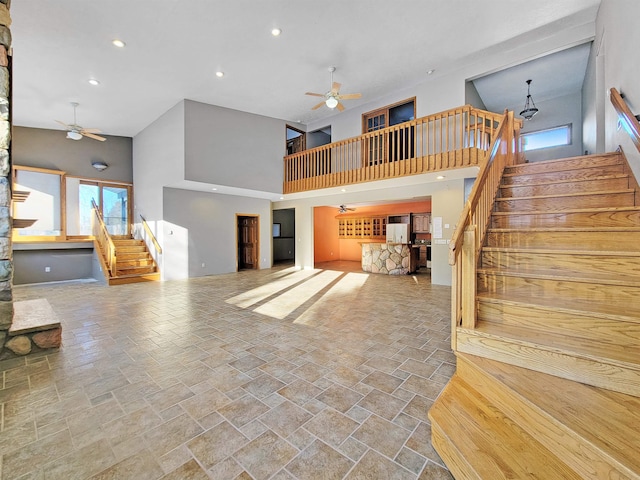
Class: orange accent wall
314,206,340,262
315,200,431,263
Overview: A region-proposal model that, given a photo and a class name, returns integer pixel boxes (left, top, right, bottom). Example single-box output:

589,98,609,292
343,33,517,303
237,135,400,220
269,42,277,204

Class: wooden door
363,109,387,166
238,216,259,270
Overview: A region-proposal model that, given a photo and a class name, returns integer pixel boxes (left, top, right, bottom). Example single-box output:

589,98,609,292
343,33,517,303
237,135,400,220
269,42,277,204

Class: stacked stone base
362,243,413,275
0,299,62,360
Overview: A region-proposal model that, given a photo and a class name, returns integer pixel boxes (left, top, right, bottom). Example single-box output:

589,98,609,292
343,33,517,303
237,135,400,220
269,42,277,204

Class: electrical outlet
201,263,205,268
45,267,51,272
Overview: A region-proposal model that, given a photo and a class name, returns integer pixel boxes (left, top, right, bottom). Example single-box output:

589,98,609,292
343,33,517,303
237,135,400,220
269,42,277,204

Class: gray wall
13,246,94,285
163,187,272,279
598,0,640,180
184,100,286,192
13,126,133,182
517,92,584,162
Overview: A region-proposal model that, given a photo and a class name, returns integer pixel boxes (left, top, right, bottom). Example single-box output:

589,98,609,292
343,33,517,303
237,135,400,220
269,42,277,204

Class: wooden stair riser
494,191,635,212
477,299,640,346
504,154,622,176
116,265,157,274
477,271,640,304
481,250,640,277
491,208,640,228
109,272,160,285
115,246,148,254
455,354,640,479
485,229,640,251
456,329,640,396
500,175,630,198
113,240,145,246
117,259,155,268
428,376,583,480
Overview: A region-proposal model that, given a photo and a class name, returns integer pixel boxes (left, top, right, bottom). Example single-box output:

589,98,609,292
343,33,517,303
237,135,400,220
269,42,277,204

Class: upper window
522,124,572,151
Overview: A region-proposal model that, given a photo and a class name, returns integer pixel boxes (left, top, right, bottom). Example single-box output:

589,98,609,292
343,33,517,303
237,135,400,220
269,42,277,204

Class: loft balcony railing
283,105,504,194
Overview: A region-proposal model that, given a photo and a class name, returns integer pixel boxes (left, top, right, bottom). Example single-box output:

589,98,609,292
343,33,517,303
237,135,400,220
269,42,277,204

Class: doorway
237,215,259,270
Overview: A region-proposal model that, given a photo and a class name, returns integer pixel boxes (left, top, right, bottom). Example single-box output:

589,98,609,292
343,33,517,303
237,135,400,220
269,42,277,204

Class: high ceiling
10,0,600,138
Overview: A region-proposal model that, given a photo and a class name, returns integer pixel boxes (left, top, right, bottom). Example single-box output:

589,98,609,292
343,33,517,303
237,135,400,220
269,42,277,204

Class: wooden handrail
140,214,162,255
91,198,117,276
283,105,503,193
447,110,521,346
610,87,640,153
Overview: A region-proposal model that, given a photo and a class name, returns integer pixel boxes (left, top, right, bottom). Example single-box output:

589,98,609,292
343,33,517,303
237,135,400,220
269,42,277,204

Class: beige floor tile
1,263,454,479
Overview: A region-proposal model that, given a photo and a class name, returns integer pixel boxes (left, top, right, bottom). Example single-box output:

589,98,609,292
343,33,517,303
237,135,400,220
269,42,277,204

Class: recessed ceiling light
427,69,435,75
436,175,445,180
341,189,346,192
280,196,284,200
88,78,100,86
215,71,224,78
112,39,126,48
271,28,282,36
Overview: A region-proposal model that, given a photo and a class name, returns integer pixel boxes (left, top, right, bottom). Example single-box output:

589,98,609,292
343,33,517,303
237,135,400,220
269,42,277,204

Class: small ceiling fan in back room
338,204,356,214
56,102,106,142
306,67,362,112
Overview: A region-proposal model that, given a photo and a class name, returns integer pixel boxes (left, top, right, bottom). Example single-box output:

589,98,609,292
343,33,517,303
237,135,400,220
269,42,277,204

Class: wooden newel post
461,225,477,329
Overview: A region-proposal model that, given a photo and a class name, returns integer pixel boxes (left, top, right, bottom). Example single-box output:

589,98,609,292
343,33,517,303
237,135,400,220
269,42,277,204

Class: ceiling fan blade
305,92,325,97
82,132,107,142
311,101,326,110
336,102,345,112
337,93,362,100
80,127,102,134
331,82,341,94
55,120,72,129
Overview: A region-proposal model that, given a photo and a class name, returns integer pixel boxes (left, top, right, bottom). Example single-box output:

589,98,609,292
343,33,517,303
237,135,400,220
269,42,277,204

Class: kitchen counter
360,242,420,275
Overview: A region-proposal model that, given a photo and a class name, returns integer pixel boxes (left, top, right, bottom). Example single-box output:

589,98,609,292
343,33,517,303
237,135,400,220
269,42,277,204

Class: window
522,124,571,151
362,98,416,165
13,167,64,239
13,165,133,241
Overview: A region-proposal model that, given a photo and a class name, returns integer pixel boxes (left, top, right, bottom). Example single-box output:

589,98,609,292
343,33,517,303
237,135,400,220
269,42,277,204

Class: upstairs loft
283,105,510,194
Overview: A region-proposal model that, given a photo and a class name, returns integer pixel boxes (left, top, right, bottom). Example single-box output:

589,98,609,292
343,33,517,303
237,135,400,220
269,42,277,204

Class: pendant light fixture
519,79,539,120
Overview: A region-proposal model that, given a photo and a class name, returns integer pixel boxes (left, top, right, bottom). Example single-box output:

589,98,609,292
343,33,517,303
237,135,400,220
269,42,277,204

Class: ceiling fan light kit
56,102,107,142
306,66,362,112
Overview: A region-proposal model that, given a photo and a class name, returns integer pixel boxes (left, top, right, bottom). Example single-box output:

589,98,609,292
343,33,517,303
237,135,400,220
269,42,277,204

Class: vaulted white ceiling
10,0,600,138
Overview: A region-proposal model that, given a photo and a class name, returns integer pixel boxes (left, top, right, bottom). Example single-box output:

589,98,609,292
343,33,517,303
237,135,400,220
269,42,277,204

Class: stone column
0,0,12,353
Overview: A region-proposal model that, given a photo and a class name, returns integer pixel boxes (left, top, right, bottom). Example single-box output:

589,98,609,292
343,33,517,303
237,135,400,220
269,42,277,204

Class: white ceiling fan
338,204,356,214
56,102,106,142
306,67,362,112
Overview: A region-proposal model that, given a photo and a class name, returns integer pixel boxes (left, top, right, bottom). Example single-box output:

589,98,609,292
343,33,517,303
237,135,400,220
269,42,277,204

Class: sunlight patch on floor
294,272,369,325
226,269,318,308
253,270,343,320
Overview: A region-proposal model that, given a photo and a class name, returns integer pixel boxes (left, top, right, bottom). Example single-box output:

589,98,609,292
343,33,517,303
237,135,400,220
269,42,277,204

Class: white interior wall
132,100,185,277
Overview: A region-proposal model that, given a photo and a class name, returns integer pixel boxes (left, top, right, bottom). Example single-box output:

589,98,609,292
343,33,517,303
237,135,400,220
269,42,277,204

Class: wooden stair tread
477,266,640,287
429,376,583,480
482,246,640,256
491,205,640,216
495,188,635,202
500,173,629,189
472,322,640,367
488,226,640,232
503,153,621,174
477,292,640,324
457,353,640,477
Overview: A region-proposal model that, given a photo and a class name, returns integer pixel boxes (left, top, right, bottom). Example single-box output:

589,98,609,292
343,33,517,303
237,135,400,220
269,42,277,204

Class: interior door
238,216,259,270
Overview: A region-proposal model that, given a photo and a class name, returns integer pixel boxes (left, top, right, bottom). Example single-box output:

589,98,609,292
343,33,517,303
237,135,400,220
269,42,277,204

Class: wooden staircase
101,237,160,285
430,152,640,479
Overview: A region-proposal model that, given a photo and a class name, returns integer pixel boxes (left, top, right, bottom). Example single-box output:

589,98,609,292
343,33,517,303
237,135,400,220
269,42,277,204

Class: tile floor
0,262,454,479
